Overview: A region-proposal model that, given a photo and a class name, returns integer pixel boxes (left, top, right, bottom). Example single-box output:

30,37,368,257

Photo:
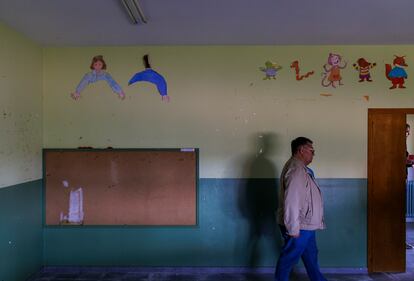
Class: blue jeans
275,225,327,281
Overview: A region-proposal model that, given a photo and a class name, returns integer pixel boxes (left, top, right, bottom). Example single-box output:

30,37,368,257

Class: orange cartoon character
386,55,408,89
353,58,376,82
321,53,347,88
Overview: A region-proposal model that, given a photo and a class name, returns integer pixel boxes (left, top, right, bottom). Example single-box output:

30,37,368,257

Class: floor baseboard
40,266,368,274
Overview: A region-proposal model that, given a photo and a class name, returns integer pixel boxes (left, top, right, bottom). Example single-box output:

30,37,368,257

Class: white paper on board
181,148,195,152
68,187,84,223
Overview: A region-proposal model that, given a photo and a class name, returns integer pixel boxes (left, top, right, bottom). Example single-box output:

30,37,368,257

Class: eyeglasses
304,146,315,155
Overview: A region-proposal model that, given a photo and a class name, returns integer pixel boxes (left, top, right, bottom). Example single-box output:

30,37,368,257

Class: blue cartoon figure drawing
71,55,125,100
128,55,170,102
260,61,282,80
385,55,408,89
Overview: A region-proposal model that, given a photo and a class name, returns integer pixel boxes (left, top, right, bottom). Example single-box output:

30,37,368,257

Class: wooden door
368,109,406,272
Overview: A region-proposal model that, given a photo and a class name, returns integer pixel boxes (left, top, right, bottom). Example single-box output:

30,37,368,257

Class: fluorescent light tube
121,0,138,24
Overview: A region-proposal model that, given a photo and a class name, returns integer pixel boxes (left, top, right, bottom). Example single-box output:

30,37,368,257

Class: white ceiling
0,0,413,46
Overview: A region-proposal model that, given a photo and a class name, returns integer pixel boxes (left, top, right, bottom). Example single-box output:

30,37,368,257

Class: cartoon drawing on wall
290,60,314,81
128,55,170,102
259,61,282,80
386,55,408,89
70,55,125,100
321,53,347,88
60,186,84,225
353,58,376,82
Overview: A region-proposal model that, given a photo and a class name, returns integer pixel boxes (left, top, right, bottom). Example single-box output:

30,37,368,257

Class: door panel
368,110,406,272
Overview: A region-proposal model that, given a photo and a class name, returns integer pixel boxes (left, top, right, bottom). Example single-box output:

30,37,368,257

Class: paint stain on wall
2,110,11,119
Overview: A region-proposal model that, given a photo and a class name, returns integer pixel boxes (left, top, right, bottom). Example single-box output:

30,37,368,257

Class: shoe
406,243,413,249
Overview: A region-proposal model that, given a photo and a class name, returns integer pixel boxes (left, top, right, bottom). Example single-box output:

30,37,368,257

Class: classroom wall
0,181,43,281
44,178,366,267
0,23,43,281
1,20,413,272
42,45,414,267
43,46,414,179
0,23,43,188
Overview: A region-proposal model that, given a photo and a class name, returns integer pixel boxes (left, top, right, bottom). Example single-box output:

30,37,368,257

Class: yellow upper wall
0,23,43,188
43,46,414,178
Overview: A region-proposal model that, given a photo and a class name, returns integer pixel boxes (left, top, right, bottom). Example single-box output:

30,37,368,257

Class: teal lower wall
0,180,43,281
43,178,367,267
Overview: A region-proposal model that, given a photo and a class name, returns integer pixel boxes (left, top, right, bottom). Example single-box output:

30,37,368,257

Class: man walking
275,137,327,281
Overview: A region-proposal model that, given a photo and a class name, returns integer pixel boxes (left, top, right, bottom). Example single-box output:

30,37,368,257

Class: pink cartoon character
321,53,347,88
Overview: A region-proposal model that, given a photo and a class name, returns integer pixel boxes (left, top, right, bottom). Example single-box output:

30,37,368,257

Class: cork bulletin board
43,149,198,226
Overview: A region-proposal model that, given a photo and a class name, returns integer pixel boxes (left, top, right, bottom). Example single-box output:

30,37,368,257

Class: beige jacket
277,157,325,236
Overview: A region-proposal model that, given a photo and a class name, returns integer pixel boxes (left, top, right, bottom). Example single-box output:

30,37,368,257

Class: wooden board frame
43,148,199,227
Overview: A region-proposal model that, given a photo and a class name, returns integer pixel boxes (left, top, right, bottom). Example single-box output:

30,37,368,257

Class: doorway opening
405,115,414,268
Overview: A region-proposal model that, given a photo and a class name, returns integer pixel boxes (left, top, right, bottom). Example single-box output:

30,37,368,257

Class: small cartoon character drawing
260,61,282,80
71,55,125,100
128,55,170,102
386,55,408,89
321,53,347,88
353,58,376,82
290,60,314,81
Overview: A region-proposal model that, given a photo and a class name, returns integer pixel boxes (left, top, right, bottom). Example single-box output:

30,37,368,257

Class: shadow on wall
237,132,283,267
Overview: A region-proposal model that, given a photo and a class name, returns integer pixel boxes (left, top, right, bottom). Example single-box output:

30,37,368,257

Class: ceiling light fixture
121,0,147,24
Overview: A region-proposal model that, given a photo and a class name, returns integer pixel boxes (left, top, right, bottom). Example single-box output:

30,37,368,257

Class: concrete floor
28,223,414,281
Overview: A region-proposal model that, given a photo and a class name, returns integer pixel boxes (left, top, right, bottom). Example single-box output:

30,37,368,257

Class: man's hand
291,233,300,238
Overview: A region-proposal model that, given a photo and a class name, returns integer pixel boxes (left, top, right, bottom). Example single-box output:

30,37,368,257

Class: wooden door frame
368,108,414,272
